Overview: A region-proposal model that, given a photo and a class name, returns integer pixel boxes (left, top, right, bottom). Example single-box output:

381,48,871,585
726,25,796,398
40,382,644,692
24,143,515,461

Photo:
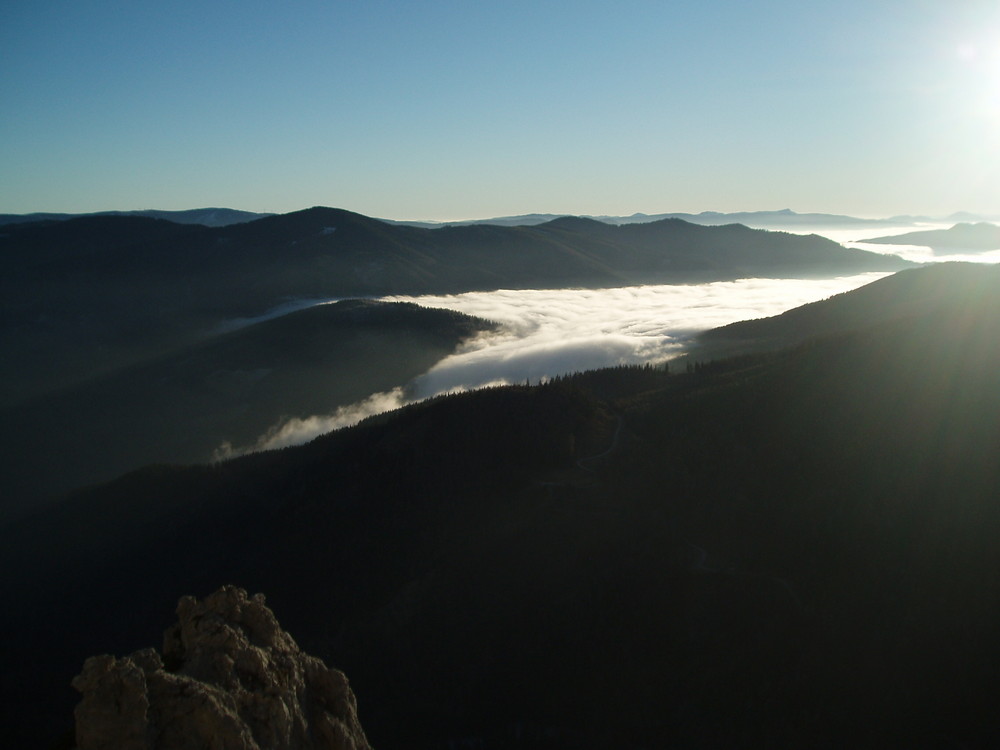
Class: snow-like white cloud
221,272,891,455
387,273,891,394
213,388,408,459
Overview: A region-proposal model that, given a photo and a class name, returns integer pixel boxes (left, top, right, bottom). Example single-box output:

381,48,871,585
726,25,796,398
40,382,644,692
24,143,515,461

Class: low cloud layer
222,273,889,455
214,388,407,459
390,274,890,395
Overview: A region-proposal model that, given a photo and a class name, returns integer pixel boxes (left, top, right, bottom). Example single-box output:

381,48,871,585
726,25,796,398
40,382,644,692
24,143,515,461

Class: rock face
72,586,372,750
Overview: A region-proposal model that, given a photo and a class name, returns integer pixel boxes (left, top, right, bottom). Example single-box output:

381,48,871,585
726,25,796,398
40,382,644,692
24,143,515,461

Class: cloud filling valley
221,273,889,455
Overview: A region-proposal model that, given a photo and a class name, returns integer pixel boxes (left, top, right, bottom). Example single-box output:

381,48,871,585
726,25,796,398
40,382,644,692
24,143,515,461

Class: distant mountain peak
538,215,611,230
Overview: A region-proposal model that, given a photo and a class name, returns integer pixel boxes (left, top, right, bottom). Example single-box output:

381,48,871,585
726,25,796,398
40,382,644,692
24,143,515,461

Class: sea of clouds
225,272,892,455
226,219,1000,455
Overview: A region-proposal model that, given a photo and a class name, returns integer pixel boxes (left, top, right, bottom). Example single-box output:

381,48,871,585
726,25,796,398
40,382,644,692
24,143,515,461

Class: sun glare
955,38,1000,125
989,53,1000,120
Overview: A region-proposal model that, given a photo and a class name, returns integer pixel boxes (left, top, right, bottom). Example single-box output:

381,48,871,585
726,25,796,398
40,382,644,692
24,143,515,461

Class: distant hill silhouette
4,262,1000,748
0,207,271,227
601,208,909,228
684,262,1000,362
8,206,996,231
861,222,1000,252
394,208,1000,229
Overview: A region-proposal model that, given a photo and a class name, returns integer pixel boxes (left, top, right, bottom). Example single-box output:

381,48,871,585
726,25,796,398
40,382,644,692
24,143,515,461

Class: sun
988,51,1000,119
955,39,1000,123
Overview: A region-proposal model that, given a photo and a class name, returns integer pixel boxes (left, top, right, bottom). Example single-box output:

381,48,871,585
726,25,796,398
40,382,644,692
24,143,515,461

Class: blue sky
2,0,998,219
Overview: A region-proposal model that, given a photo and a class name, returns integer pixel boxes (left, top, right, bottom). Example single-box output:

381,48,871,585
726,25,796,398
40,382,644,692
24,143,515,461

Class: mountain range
0,207,272,227
395,208,975,229
6,206,996,229
0,206,911,411
3,262,999,748
683,260,1000,363
0,299,493,513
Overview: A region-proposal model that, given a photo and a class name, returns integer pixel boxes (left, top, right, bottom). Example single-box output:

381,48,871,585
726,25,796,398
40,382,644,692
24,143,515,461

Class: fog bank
219,273,888,456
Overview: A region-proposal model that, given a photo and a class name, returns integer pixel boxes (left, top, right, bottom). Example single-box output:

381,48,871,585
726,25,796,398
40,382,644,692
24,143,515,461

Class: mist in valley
6,0,1000,743
227,270,891,454
783,221,1000,264
224,219,1000,455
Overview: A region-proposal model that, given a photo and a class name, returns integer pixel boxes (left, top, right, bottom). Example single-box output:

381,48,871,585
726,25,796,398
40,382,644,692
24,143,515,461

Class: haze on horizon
3,1,999,221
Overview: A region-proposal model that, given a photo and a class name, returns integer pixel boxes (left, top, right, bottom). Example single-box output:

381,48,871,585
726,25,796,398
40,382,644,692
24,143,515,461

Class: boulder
72,586,371,750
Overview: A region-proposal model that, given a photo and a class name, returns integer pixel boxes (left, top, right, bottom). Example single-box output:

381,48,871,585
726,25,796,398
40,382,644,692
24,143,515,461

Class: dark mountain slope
0,383,621,747
0,299,494,515
617,314,1000,747
3,264,1000,748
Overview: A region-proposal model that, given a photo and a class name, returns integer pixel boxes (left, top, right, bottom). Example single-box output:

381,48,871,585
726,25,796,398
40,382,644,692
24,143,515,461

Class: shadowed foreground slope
0,299,494,516
2,263,999,748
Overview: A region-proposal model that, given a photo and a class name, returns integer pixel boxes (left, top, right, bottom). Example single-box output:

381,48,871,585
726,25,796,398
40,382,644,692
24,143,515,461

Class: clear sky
2,0,998,220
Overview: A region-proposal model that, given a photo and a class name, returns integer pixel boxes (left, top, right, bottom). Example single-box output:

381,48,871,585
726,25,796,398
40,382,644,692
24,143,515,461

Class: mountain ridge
8,205,996,230
1,207,911,407
390,208,1000,229
860,221,1000,251
0,207,273,227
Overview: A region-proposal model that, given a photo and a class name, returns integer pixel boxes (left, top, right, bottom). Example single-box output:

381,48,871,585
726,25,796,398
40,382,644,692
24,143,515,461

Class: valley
8,3,1000,747
1,224,998,746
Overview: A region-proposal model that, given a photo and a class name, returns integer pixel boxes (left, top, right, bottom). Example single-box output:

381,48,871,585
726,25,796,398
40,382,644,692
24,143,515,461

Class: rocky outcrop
72,586,371,750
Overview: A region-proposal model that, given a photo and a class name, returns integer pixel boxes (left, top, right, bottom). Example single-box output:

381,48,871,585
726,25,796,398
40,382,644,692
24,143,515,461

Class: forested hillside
0,299,494,514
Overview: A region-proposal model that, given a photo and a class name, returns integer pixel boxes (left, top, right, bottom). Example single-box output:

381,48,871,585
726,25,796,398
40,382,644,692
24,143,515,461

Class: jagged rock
72,586,371,750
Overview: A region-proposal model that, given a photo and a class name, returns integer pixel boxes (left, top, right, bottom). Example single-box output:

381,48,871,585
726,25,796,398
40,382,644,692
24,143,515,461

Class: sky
2,0,999,220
